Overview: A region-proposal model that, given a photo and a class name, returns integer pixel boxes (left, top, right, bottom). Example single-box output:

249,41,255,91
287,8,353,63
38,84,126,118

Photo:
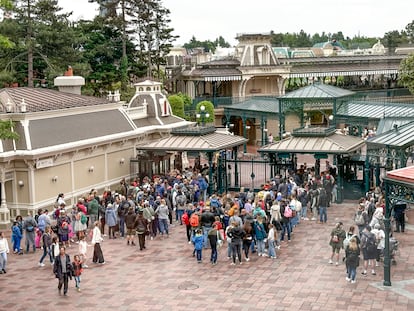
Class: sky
60,0,414,46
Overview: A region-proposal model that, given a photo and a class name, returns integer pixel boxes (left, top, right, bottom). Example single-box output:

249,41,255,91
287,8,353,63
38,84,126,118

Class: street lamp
196,105,210,127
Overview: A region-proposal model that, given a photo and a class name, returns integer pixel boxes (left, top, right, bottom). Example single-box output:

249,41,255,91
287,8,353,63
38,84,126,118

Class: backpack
61,221,68,230
331,234,339,243
343,233,352,249
182,211,190,225
190,213,199,227
80,213,87,225
283,205,293,218
364,233,377,251
176,194,186,206
210,198,219,209
137,221,146,233
355,212,365,225
318,188,327,206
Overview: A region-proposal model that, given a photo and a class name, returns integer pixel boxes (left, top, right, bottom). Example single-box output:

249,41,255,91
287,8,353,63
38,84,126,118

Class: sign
36,158,54,169
314,153,328,159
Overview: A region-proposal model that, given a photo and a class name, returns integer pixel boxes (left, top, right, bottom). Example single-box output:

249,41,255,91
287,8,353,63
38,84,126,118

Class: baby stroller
389,237,399,265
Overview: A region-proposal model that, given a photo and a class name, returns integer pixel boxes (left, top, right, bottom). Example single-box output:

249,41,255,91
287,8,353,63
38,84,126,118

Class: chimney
54,66,85,95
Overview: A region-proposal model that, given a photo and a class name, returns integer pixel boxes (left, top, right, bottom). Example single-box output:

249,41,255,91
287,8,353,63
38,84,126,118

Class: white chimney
54,66,85,95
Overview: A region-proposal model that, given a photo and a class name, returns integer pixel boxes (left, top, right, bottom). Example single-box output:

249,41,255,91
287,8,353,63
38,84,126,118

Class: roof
259,131,365,154
0,87,109,112
385,166,414,186
337,100,414,120
376,118,414,135
224,97,279,115
138,130,247,152
279,83,355,99
367,121,414,149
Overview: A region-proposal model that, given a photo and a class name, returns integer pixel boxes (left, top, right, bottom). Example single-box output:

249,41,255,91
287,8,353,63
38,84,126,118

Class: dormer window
159,98,170,117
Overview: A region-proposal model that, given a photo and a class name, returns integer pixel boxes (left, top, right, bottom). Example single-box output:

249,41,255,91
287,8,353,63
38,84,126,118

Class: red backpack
182,211,190,225
190,213,199,227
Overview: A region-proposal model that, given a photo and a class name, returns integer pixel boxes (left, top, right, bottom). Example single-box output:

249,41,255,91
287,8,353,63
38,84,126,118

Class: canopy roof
385,166,414,186
279,83,355,100
337,100,414,120
367,121,414,149
259,128,365,154
224,97,279,116
137,127,247,152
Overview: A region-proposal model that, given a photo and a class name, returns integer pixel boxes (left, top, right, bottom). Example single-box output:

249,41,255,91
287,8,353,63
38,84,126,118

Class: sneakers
258,253,262,257
262,254,269,257
346,277,351,282
245,258,250,262
38,262,45,267
335,262,339,266
239,262,242,265
372,271,376,275
361,271,367,276
271,256,277,259
230,262,235,266
351,280,356,284
83,264,88,268
77,288,81,292
329,259,333,264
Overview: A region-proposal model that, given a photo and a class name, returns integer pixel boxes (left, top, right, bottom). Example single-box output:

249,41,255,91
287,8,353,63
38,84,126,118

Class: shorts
127,228,135,236
331,244,341,253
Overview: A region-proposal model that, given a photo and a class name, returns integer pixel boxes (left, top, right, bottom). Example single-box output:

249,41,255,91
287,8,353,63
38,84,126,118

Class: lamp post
196,105,210,127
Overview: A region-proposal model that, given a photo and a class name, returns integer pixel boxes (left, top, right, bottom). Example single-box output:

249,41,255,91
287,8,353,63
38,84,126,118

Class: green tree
196,100,214,124
0,0,14,48
168,94,185,118
0,120,19,141
398,53,414,94
176,92,192,109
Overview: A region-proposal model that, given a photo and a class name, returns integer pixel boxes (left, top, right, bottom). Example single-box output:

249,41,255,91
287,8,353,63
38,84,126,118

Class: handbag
217,230,223,248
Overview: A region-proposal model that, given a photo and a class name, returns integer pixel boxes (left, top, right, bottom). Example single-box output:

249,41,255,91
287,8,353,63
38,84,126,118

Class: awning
385,166,414,186
204,76,242,82
288,69,398,78
137,131,247,152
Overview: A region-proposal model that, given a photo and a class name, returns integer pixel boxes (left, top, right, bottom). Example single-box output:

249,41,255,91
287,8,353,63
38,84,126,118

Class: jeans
119,217,125,237
319,206,327,223
158,218,169,235
177,209,184,225
74,275,81,288
25,232,36,252
301,205,308,219
39,245,53,264
231,242,242,263
0,252,7,271
268,240,276,257
227,242,232,258
281,221,291,241
210,245,217,263
13,236,21,252
196,249,202,262
256,239,265,255
348,266,357,281
202,226,212,248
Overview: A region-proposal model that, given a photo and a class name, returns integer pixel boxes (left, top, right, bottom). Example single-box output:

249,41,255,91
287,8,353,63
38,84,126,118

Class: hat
374,223,381,229
107,203,113,208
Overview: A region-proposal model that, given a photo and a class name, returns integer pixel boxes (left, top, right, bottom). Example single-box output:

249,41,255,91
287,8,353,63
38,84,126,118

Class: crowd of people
0,162,409,293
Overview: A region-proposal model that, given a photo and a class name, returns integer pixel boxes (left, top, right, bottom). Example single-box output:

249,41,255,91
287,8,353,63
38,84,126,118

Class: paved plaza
1,200,413,311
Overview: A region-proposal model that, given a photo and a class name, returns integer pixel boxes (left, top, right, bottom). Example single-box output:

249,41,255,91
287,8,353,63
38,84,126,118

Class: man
23,212,37,253
87,194,100,227
200,206,215,249
175,190,187,225
53,246,73,296
37,209,51,233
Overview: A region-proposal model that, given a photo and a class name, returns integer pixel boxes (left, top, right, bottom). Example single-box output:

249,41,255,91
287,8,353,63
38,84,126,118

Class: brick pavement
1,201,413,311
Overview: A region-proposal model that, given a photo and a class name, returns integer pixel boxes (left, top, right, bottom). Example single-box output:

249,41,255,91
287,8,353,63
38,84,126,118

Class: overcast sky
61,0,414,46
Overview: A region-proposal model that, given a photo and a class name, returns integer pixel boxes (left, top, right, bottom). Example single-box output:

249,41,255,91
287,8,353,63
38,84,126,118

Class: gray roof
376,118,414,135
280,83,355,99
0,87,109,112
259,131,365,154
367,121,414,149
224,97,279,115
337,100,414,119
138,131,247,152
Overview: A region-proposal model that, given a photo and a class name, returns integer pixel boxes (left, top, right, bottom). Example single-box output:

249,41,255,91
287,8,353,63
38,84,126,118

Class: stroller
380,237,399,265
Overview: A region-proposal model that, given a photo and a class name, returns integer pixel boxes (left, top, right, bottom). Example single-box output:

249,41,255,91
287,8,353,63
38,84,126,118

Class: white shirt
92,226,103,244
0,237,10,254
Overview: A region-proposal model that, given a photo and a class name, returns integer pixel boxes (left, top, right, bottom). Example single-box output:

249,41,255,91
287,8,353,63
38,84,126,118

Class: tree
168,94,185,118
0,120,20,141
0,0,14,48
398,53,414,94
196,101,214,124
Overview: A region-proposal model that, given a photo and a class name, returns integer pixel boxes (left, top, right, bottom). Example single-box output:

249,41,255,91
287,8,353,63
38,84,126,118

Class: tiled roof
386,166,414,185
0,87,110,112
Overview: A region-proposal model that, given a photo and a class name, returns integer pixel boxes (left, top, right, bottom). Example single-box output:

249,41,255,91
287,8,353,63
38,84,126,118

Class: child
72,255,83,292
192,229,203,263
267,223,277,259
51,236,60,265
11,221,23,255
78,235,88,268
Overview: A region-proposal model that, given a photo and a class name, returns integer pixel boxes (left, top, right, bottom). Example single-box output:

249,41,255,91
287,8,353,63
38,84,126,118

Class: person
53,246,73,296
23,212,37,253
73,208,87,242
57,210,71,248
360,225,377,276
135,210,149,251
393,202,407,233
72,254,83,292
242,221,254,262
345,237,360,284
192,229,203,263
207,223,221,265
228,221,245,265
268,133,274,144
371,223,385,267
0,231,10,274
279,203,292,242
318,187,328,224
200,206,215,249
328,222,346,266
267,223,278,259
91,221,105,264
155,198,170,237
38,226,53,267
354,203,369,235
78,235,88,268
51,236,60,265
105,203,117,239
37,209,50,233
11,221,23,255
125,207,137,246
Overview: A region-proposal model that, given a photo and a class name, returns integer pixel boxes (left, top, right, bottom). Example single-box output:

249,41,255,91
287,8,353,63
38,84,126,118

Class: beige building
0,77,188,228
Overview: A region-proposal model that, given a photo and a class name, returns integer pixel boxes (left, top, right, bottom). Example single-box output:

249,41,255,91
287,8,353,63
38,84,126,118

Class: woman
228,221,245,265
57,210,71,248
105,203,117,239
329,222,346,266
360,225,377,276
0,231,10,274
345,237,360,283
242,221,254,261
135,210,149,251
91,221,105,264
11,220,23,254
38,226,53,267
125,207,137,246
155,199,170,237
73,207,87,242
267,223,278,259
254,216,267,256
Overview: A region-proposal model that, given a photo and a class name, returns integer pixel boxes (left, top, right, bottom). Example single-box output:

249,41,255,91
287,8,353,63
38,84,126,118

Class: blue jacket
254,222,267,240
105,207,117,227
192,234,203,250
12,225,22,243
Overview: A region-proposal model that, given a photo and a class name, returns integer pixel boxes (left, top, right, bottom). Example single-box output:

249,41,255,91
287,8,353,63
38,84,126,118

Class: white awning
204,76,242,82
289,69,398,78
